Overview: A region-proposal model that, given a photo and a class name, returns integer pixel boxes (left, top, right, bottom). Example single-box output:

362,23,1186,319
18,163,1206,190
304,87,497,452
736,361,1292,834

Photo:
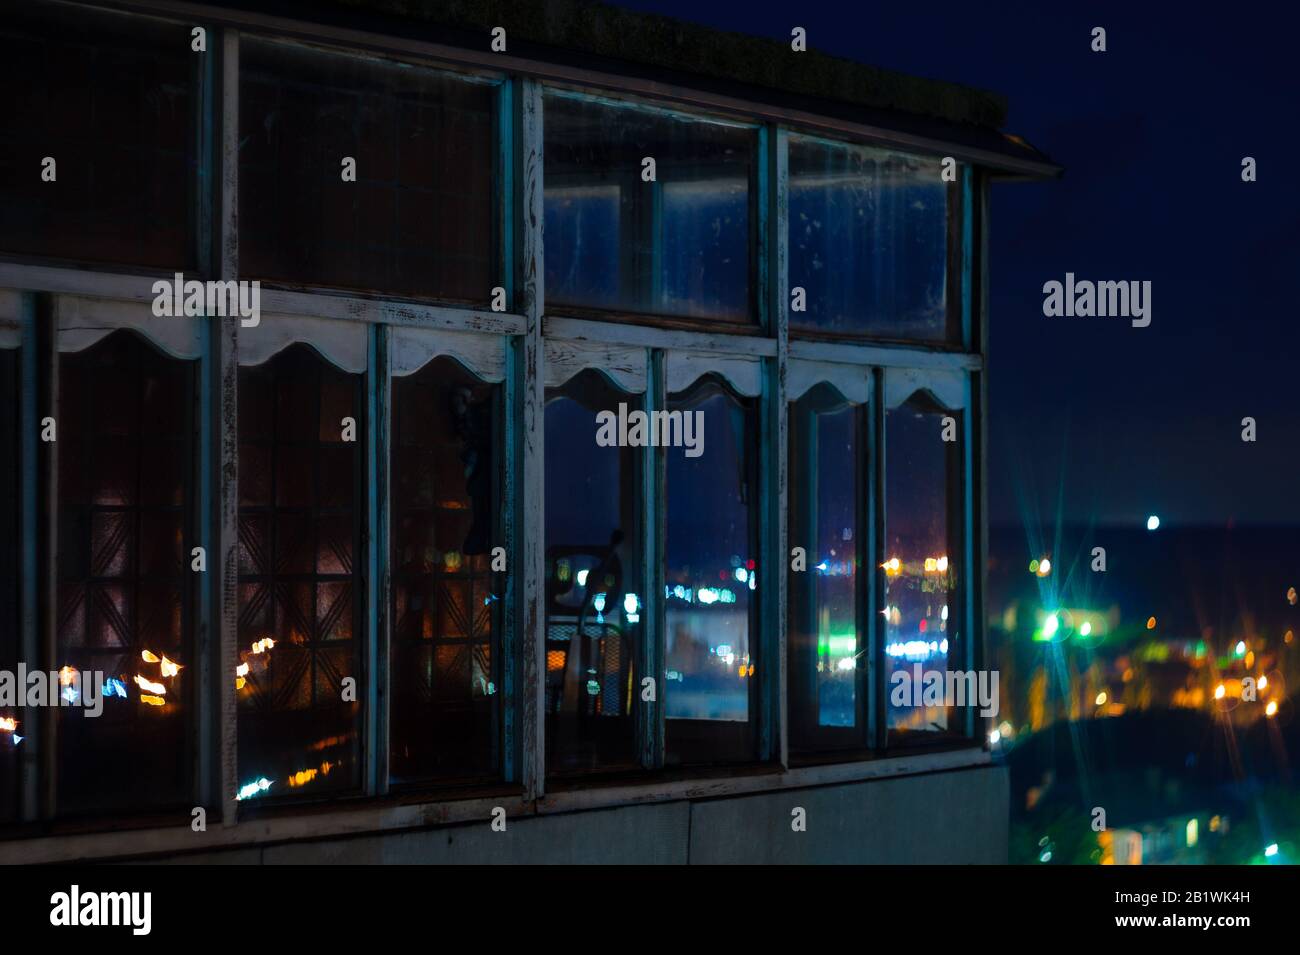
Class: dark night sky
616,0,1300,529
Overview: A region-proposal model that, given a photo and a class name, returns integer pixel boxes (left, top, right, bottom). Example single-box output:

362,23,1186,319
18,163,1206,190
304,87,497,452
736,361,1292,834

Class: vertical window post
971,170,991,744
194,13,219,818
963,372,978,740
871,368,886,751
216,26,240,826
760,125,789,766
37,294,57,817
509,76,546,799
641,349,665,769
962,165,980,741
497,79,515,313
499,77,518,787
17,292,44,820
365,324,390,794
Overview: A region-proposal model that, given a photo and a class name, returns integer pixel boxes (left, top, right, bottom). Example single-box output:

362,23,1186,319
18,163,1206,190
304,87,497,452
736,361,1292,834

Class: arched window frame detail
788,359,873,406
883,366,968,412
543,339,646,394
235,315,368,373
55,296,204,361
392,326,507,383
664,349,762,398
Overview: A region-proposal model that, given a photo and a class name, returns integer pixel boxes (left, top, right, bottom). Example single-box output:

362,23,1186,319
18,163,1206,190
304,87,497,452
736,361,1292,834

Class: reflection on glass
545,91,755,322
0,1,195,269
544,371,641,773
789,136,953,341
56,331,195,813
237,346,363,800
788,386,864,751
665,378,757,764
885,395,961,737
240,39,496,303
390,357,501,784
0,347,20,821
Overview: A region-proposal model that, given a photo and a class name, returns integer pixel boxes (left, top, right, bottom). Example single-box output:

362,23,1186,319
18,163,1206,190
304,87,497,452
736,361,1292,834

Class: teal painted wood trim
195,18,217,277
963,372,978,740
364,324,391,793
871,369,887,751
641,349,666,768
505,76,545,797
758,124,789,764
18,294,39,820
196,318,217,809
961,164,974,351
498,78,515,311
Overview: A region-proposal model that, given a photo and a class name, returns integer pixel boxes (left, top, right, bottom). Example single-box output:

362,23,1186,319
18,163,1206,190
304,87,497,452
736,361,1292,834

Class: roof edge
318,0,1009,129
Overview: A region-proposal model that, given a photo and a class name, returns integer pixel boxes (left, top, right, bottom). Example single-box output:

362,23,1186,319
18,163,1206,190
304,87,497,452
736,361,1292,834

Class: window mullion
870,368,886,751
37,295,58,818
963,372,978,741
761,125,789,767
17,292,46,820
365,324,390,794
641,349,665,769
961,165,975,351
509,76,546,801
196,317,218,811
193,9,219,817
974,171,991,745
216,26,240,826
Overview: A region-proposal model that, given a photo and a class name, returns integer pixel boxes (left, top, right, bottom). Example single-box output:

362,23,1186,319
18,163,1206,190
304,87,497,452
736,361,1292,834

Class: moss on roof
319,0,1008,129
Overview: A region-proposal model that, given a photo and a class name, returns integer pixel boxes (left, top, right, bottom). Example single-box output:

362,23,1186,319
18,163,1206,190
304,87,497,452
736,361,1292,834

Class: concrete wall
142,764,1007,864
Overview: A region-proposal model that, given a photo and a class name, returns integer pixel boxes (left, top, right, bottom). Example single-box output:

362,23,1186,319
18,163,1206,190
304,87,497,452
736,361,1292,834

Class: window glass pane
788,386,864,751
789,136,953,342
390,357,502,784
665,378,758,764
240,40,497,303
544,371,642,773
545,92,755,323
237,346,363,801
884,395,963,738
0,1,195,270
0,347,20,823
56,331,195,815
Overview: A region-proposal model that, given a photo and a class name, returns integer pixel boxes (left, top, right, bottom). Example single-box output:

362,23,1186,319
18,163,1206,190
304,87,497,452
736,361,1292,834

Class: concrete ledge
688,764,1009,864
3,748,996,864
117,763,1007,864
261,801,691,864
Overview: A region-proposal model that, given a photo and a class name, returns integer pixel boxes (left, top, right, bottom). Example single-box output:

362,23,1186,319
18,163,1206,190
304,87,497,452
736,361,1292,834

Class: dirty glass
237,345,364,801
544,371,643,773
664,378,758,764
56,331,195,814
789,135,954,342
240,39,497,303
788,385,866,751
389,357,503,785
884,395,963,738
545,91,756,323
0,1,195,269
